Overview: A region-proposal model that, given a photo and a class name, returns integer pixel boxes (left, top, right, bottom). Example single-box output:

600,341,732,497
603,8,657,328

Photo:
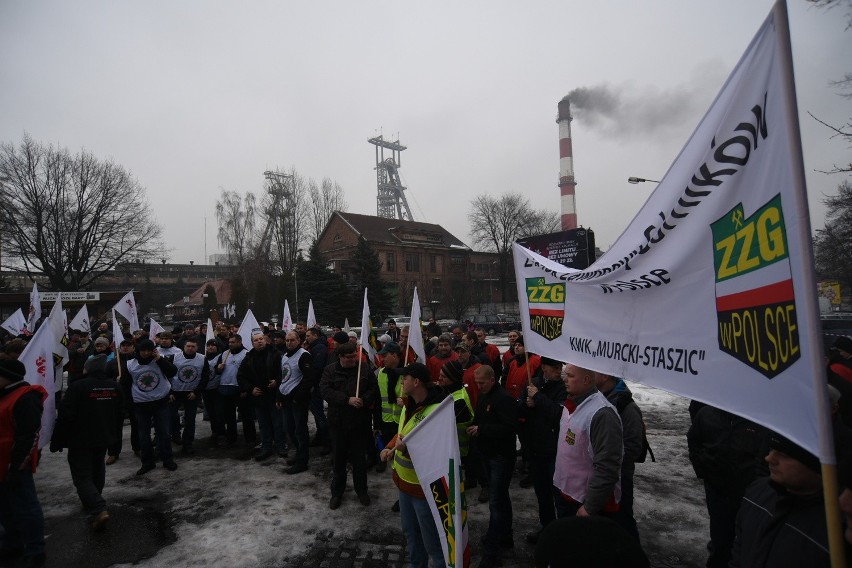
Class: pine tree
350,237,394,318
297,242,355,326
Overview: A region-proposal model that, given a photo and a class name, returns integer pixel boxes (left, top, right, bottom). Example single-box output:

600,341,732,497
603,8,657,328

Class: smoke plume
566,79,716,139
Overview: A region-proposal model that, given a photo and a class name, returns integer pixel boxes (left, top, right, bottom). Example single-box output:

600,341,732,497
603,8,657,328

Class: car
454,314,521,335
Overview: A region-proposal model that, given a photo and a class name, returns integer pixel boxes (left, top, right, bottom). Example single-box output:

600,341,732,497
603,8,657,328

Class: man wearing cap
0,359,48,567
426,334,457,382
467,365,518,567
520,356,568,544
553,364,623,520
238,333,285,461
50,354,123,531
170,338,210,455
128,339,179,475
276,331,314,475
320,341,378,509
375,342,403,476
380,362,449,568
730,433,830,566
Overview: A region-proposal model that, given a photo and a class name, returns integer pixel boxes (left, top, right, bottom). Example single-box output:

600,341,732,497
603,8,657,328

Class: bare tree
468,193,560,301
215,188,260,267
0,135,163,290
306,177,348,246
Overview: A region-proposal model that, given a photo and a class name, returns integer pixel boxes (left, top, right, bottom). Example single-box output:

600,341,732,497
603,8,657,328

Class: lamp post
293,264,299,324
627,176,661,184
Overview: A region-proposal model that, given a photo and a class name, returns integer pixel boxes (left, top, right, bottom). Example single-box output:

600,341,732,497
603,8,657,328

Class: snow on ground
33,337,712,567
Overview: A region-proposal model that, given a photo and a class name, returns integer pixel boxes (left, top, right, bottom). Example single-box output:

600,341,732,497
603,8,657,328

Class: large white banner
19,319,56,448
514,3,831,462
404,396,470,568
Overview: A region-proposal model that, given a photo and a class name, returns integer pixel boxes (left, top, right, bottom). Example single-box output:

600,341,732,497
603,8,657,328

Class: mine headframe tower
368,134,413,221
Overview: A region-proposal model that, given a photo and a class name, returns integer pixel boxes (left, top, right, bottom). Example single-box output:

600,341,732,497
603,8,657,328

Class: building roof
167,279,232,308
325,212,471,250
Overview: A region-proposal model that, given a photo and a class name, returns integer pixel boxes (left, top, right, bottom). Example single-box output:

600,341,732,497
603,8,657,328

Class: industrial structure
557,96,577,231
368,134,414,221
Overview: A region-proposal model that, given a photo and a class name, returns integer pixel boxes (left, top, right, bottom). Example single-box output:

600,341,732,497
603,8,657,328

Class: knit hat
137,339,156,352
378,342,401,355
453,344,470,353
540,356,564,367
377,333,392,345
768,431,821,473
333,331,350,345
94,337,110,348
84,353,108,376
0,359,26,382
441,361,464,384
347,331,358,339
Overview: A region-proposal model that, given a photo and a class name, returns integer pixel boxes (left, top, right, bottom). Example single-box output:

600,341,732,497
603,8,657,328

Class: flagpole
774,1,844,565
356,345,363,398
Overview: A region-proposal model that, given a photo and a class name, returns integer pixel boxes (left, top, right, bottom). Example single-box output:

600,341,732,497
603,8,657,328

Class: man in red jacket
0,359,48,567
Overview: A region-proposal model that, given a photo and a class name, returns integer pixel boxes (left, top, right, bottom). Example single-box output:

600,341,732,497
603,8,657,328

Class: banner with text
513,3,830,461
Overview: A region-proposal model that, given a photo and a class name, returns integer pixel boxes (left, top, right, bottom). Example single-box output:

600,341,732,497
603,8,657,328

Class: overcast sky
1,1,849,264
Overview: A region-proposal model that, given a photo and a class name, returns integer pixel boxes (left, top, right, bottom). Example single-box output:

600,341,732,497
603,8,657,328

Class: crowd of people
1,317,852,567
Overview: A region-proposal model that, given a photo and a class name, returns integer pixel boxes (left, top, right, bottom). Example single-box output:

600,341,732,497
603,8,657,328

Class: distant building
316,212,509,316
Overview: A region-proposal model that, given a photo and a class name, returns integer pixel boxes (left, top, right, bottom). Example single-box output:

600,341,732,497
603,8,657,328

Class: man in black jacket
105,339,138,464
320,341,378,509
238,334,284,461
50,355,124,530
467,364,518,568
276,331,315,474
305,327,331,453
520,356,567,544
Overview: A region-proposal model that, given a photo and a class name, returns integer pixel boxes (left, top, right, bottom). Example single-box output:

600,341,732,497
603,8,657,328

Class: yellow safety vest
393,402,441,485
452,387,474,457
377,368,403,424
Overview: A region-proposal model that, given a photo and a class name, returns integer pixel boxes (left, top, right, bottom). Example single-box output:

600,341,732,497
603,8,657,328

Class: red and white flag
19,319,57,448
1,308,27,336
26,282,41,333
113,291,140,332
68,304,90,333
149,318,165,341
282,300,293,333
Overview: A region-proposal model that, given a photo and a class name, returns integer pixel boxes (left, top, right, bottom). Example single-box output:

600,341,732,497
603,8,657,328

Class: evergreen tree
350,237,394,317
297,242,355,326
202,284,218,313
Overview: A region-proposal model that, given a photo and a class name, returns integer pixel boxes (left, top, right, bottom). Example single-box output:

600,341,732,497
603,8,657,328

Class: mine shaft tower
368,134,413,221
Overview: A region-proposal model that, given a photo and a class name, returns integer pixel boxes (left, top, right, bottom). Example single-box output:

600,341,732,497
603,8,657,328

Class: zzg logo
526,277,565,341
711,194,799,378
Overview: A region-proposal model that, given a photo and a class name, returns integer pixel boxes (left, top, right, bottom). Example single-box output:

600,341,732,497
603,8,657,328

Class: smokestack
557,96,577,231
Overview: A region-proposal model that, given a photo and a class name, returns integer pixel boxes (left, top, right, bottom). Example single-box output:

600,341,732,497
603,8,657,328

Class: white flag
513,3,831,462
407,287,427,364
149,318,165,341
19,319,57,448
46,296,69,369
343,318,350,333
1,308,27,336
306,300,317,328
282,300,293,333
113,291,140,332
237,309,262,350
112,313,123,345
359,289,377,365
404,396,470,568
206,318,215,345
26,282,41,333
69,304,90,333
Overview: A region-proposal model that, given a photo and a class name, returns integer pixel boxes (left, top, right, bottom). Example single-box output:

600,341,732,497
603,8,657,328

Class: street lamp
293,248,303,323
627,176,661,184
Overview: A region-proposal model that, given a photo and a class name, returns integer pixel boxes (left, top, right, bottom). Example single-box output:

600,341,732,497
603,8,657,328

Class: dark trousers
254,395,287,453
203,389,224,436
135,398,174,466
529,453,556,529
0,470,45,557
309,385,329,443
613,469,641,543
108,388,137,457
482,454,514,555
704,481,743,568
282,396,310,466
330,427,368,497
67,447,107,515
218,386,256,444
170,392,199,449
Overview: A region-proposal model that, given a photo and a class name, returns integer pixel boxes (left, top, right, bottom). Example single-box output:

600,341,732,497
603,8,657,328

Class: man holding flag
380,362,450,568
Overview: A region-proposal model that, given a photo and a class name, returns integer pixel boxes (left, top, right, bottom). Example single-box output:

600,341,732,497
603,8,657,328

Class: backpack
613,394,655,463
